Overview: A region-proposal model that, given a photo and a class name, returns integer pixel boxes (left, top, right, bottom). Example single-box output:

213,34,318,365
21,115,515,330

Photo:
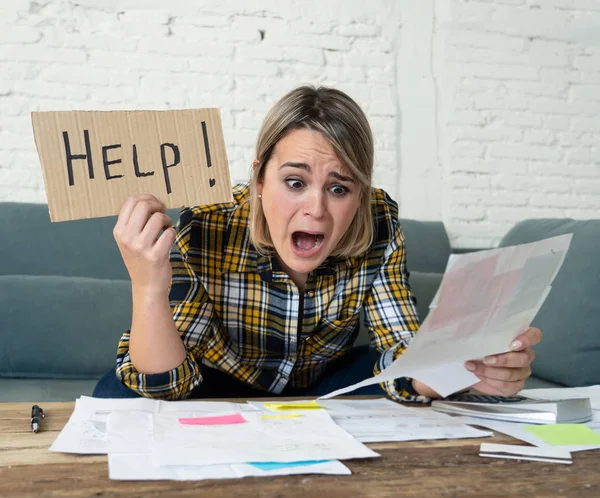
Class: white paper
249,399,492,443
321,235,572,399
151,409,379,467
479,453,572,464
480,443,572,460
50,396,252,454
459,416,600,453
50,397,157,454
108,453,351,481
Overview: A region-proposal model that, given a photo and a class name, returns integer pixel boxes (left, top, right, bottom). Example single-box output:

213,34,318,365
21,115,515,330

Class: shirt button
305,291,314,298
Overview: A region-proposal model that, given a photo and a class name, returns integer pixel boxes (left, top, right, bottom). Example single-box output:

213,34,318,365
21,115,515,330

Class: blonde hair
249,85,374,258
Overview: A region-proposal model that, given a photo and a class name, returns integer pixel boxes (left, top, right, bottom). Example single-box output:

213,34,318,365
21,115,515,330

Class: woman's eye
330,184,349,196
285,179,305,190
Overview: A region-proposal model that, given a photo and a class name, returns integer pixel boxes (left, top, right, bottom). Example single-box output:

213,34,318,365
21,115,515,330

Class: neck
276,256,307,291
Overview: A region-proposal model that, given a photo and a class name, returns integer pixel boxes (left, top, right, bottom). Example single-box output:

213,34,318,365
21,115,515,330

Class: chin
284,255,323,274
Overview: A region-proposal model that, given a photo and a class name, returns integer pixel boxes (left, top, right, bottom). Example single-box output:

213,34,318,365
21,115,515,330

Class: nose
304,189,327,219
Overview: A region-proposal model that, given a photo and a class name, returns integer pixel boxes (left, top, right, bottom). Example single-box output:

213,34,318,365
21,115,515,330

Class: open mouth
292,231,325,251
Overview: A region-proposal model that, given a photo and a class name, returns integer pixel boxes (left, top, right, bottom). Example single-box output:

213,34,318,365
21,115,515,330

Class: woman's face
257,128,361,287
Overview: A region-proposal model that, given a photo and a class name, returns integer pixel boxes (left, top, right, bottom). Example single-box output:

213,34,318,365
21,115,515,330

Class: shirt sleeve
363,220,431,403
115,214,217,400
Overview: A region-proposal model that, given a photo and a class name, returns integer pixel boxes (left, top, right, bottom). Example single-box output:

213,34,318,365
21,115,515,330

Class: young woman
93,86,541,400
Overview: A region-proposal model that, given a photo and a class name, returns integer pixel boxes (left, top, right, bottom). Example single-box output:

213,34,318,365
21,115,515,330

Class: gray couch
1,202,599,401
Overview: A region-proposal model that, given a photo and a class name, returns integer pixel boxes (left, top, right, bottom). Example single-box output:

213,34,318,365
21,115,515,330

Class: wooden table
1,401,599,497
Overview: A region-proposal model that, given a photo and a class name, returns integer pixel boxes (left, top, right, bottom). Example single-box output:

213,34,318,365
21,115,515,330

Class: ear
252,159,260,170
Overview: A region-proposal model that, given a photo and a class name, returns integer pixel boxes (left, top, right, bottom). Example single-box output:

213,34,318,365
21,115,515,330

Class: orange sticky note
178,414,246,425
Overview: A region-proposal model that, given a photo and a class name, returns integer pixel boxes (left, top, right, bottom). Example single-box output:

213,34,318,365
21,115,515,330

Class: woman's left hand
465,327,543,396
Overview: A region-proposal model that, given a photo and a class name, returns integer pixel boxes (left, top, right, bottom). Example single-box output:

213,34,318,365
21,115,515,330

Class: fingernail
465,362,476,371
483,356,497,365
511,340,522,351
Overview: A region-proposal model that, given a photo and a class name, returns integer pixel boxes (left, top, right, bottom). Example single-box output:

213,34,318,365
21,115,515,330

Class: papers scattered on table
51,390,600,479
320,235,572,399
51,396,497,481
479,443,572,465
52,396,383,480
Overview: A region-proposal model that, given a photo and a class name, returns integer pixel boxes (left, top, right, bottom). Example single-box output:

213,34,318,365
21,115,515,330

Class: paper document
459,415,600,452
250,399,492,443
479,443,572,464
151,409,379,467
108,453,351,481
321,234,572,399
50,396,255,454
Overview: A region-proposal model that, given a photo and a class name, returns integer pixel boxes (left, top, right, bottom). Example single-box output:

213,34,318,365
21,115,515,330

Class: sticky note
524,424,600,446
263,400,324,411
260,414,302,420
249,460,329,471
178,414,247,426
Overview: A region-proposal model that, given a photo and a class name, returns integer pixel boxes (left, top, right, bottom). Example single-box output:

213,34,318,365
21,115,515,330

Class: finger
115,194,163,232
154,227,177,260
466,361,531,383
126,198,167,235
510,327,543,351
482,349,535,368
139,212,174,248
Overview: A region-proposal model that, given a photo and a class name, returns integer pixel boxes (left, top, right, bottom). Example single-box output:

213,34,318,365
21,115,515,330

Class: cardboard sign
31,109,233,222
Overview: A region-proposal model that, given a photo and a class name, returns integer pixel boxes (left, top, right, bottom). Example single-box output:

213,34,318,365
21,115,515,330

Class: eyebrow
279,162,356,183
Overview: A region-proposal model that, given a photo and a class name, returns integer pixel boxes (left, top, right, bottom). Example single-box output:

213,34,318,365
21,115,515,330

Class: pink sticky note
178,414,247,426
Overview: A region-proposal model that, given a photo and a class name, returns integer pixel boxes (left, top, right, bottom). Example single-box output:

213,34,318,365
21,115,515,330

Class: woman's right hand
113,195,176,295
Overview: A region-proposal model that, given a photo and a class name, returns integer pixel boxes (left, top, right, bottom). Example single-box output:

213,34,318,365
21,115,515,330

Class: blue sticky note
249,460,330,471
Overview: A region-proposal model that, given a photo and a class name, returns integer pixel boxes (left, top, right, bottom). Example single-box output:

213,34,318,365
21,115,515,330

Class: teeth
293,234,324,250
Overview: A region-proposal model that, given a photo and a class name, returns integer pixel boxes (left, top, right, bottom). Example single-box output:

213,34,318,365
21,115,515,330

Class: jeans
92,345,386,399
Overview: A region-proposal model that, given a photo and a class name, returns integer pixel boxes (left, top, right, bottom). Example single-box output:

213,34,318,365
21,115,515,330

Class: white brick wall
1,0,600,247
0,0,401,202
398,0,600,247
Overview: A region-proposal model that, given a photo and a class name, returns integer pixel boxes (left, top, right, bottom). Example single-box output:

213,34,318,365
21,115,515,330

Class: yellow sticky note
524,424,600,446
263,400,324,411
260,414,302,419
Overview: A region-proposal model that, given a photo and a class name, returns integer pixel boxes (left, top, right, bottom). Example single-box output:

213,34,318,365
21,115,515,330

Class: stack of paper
50,396,378,480
457,385,600,456
479,443,572,465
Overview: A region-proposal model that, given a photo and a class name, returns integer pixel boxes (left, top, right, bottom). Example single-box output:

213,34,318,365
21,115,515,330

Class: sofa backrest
0,202,128,280
0,202,180,279
399,219,451,274
0,202,179,379
499,218,600,387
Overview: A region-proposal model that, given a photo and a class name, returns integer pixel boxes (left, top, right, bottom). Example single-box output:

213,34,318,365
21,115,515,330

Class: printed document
250,398,492,442
321,234,572,398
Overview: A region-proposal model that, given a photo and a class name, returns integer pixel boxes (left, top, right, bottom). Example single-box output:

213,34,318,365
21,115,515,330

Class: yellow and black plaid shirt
116,183,424,401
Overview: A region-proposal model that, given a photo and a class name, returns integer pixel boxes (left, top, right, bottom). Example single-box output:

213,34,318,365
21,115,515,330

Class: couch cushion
0,275,131,379
499,219,600,387
399,219,451,274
